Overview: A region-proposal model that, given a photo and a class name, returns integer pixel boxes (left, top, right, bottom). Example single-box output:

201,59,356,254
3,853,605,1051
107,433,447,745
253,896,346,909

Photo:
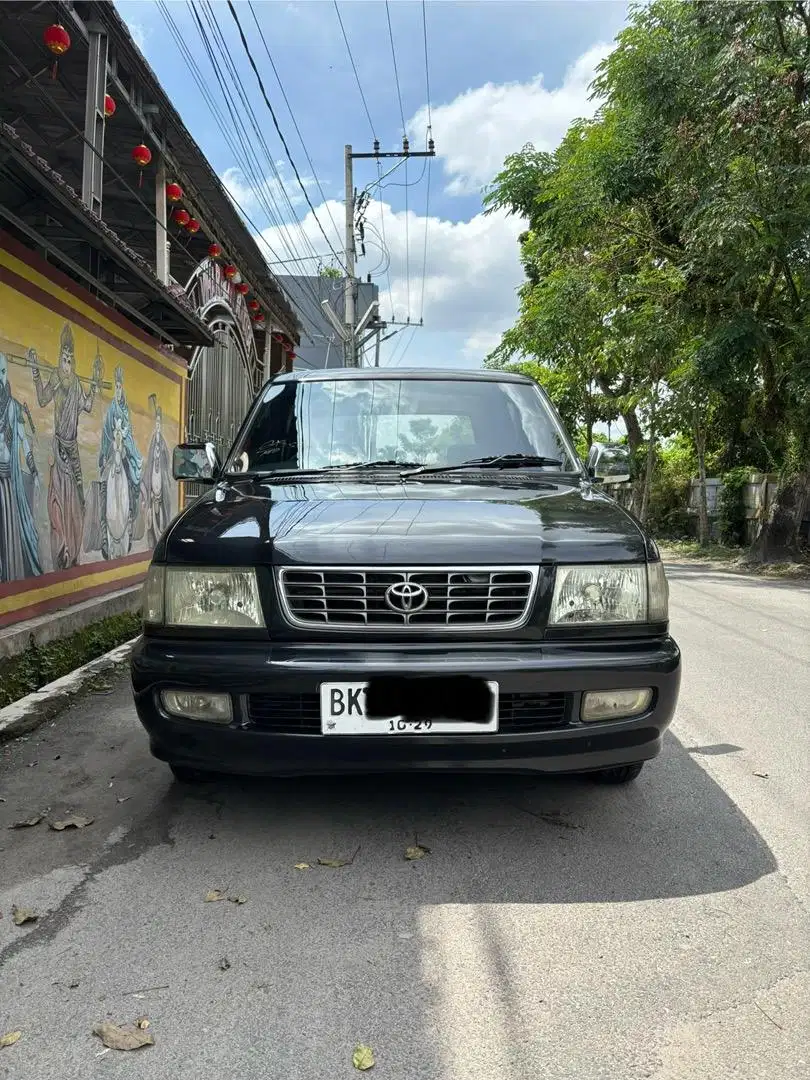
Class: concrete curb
0,638,139,743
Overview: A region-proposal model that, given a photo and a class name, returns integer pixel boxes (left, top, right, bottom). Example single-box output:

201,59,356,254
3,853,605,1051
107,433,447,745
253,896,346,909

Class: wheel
590,762,645,785
169,763,217,784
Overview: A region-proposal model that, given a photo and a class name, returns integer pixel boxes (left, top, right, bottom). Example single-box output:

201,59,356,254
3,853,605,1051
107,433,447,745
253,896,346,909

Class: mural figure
0,351,41,582
98,365,142,558
30,323,99,570
142,395,172,546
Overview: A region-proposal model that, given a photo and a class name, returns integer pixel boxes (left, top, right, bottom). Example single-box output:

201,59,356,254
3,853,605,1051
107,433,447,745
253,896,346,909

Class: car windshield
225,377,579,475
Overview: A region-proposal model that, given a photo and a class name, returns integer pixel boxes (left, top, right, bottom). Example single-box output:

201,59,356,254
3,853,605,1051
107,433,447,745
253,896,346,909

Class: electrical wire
175,1,332,316
384,0,410,319
226,0,348,274
247,0,341,245
333,1,377,141
419,0,433,324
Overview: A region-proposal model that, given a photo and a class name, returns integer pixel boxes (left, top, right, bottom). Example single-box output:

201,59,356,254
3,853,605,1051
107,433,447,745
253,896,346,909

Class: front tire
591,762,645,785
169,763,217,784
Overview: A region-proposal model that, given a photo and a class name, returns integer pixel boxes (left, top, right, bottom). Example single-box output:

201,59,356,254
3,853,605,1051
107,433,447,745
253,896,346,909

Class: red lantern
132,143,152,187
104,94,116,118
288,351,297,361
172,208,190,227
208,242,222,259
185,217,201,234
44,23,70,78
165,182,183,203
223,264,237,280
235,282,249,295
252,312,265,323
247,299,260,311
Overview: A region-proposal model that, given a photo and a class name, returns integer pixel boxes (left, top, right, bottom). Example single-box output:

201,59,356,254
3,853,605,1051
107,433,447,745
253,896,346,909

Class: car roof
273,367,534,384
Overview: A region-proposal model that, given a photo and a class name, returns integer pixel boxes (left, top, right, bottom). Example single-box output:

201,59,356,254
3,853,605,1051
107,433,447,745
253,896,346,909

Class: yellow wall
0,234,185,625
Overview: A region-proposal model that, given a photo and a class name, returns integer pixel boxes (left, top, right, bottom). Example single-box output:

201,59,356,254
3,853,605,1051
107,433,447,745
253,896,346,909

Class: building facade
0,1,300,639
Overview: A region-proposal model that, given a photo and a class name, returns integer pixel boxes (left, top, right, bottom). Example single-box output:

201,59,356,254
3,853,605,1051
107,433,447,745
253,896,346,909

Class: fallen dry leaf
353,1044,375,1071
219,957,231,971
11,905,38,926
753,772,770,779
49,814,94,831
294,862,310,871
317,857,350,869
228,895,247,905
135,1018,150,1030
116,796,132,804
9,814,44,829
204,890,227,902
405,844,431,861
92,1021,154,1051
0,1031,22,1049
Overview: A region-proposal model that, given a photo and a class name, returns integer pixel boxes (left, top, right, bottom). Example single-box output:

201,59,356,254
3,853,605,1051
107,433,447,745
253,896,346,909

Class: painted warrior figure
0,351,41,581
142,397,171,546
30,323,98,569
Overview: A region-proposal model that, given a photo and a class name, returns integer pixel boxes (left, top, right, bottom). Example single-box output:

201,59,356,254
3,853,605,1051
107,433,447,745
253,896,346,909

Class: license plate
320,681,499,735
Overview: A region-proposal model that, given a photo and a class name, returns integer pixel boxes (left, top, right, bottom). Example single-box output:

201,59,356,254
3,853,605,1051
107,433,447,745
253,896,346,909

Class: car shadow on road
170,729,776,906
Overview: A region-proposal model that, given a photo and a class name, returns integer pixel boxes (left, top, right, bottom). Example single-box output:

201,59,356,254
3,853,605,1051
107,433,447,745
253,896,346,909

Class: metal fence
184,320,254,500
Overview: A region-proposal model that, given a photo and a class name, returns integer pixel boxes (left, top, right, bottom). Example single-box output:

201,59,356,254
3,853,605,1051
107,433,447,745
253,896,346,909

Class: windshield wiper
312,459,425,472
402,454,564,477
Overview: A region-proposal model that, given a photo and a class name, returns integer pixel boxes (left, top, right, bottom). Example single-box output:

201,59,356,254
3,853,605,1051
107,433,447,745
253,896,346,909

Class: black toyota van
131,368,680,784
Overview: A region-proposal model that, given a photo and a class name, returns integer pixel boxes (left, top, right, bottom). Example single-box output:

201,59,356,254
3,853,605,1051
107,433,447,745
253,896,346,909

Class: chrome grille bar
277,566,539,631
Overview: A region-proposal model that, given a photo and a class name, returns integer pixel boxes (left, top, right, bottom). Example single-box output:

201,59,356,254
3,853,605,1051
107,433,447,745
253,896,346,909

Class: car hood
158,477,649,566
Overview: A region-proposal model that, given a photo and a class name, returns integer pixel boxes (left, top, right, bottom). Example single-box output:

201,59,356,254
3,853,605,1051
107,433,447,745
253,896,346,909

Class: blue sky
116,0,630,366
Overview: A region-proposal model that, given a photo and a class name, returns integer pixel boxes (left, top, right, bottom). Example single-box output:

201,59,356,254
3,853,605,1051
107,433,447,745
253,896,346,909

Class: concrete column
82,23,108,216
155,158,169,284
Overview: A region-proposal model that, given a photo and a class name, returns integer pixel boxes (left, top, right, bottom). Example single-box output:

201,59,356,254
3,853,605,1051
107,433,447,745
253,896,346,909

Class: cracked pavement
1,565,808,1079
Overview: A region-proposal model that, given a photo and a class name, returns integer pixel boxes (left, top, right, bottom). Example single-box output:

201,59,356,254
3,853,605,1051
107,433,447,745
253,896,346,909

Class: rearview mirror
172,441,221,483
587,443,631,484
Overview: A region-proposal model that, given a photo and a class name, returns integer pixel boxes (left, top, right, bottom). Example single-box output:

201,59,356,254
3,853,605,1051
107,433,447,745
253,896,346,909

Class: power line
247,0,341,244
419,0,433,323
184,1,333,315
333,1,377,140
384,0,410,318
226,0,348,273
384,0,407,134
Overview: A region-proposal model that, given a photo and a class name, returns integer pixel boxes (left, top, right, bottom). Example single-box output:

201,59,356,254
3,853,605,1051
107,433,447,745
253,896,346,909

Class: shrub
718,467,752,547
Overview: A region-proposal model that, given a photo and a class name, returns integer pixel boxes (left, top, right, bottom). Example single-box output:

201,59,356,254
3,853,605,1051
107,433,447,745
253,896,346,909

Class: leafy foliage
485,1,810,554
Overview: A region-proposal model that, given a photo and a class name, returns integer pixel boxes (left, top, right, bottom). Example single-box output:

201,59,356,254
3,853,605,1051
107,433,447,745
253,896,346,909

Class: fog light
161,690,232,724
581,688,653,722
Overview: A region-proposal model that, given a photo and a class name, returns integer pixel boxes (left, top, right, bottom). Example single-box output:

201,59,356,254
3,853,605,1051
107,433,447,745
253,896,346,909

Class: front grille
247,691,569,735
277,566,538,631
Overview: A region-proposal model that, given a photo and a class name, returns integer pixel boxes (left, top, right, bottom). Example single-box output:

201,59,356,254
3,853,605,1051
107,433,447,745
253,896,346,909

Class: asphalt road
1,564,808,1080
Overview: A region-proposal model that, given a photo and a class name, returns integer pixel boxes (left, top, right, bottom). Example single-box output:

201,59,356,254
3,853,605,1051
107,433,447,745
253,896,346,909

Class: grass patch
659,540,739,562
0,610,140,710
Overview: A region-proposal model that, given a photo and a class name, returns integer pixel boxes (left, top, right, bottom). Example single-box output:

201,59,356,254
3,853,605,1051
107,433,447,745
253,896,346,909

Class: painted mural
0,234,184,625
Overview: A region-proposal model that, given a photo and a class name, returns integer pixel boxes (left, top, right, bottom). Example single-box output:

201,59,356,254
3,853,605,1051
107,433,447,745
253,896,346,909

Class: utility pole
342,136,435,367
344,144,356,366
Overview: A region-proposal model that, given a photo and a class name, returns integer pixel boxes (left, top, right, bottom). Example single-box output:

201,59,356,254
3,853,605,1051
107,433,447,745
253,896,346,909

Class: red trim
0,230,187,379
0,574,146,629
0,550,149,601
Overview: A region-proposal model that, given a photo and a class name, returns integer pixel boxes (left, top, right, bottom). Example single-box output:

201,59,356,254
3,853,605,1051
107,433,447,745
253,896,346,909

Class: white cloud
221,165,317,219
408,43,612,196
127,21,148,52
259,43,611,367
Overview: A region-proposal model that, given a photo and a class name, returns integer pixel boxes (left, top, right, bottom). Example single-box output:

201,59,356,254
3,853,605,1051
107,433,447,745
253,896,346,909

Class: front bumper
130,636,681,777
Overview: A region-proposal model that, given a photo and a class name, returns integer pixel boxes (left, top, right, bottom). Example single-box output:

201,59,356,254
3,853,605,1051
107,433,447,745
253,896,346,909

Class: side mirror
172,441,221,483
587,443,631,484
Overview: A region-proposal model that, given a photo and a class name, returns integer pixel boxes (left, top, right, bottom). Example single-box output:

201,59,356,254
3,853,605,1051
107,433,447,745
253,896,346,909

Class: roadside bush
646,436,695,539
718,467,753,547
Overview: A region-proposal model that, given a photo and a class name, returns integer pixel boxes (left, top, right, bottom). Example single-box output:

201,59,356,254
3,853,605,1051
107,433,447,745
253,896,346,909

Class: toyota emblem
385,580,429,614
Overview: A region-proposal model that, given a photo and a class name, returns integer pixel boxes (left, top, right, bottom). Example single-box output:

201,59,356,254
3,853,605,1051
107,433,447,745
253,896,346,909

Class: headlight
163,568,265,628
549,563,668,625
